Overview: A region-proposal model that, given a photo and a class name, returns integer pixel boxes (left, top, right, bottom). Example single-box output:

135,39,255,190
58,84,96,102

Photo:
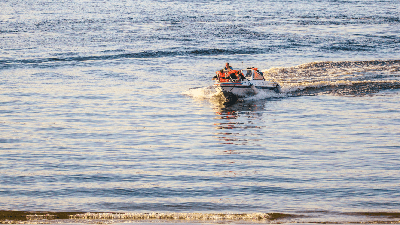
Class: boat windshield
243,69,253,78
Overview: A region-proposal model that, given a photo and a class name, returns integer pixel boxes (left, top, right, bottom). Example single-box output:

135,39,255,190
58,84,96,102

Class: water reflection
212,100,271,145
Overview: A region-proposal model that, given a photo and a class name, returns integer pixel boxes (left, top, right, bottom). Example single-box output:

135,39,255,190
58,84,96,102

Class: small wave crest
182,86,219,99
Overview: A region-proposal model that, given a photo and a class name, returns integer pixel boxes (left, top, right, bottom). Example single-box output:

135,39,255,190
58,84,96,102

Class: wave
2,210,400,224
0,48,264,70
265,60,400,96
285,80,400,97
296,15,400,26
264,60,400,78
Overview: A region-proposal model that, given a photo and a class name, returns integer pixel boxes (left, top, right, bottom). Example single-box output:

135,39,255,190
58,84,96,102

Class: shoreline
1,211,400,224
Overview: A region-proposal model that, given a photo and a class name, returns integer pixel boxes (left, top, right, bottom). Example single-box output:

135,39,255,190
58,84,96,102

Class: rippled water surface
1,0,400,223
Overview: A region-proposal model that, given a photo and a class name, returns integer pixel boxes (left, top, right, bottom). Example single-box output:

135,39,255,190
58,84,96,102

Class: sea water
1,0,400,223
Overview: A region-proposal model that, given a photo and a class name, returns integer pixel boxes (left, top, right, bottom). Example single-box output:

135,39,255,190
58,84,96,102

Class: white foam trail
185,86,285,102
243,89,285,101
182,86,219,99
263,60,400,84
279,80,353,93
262,60,400,95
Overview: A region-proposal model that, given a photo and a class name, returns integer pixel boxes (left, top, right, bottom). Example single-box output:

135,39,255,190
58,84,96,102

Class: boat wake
265,59,400,96
185,59,400,104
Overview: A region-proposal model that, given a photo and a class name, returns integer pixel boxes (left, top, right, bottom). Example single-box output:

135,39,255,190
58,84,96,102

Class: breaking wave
0,48,263,70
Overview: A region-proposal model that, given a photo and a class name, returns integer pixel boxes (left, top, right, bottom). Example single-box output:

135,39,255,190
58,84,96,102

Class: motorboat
213,67,281,102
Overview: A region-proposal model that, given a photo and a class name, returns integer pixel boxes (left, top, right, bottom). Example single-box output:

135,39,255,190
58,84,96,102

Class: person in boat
215,63,233,80
230,70,246,81
223,62,233,71
214,63,247,81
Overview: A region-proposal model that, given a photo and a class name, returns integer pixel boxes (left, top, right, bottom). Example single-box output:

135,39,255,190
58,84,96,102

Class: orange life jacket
252,68,264,80
216,70,243,83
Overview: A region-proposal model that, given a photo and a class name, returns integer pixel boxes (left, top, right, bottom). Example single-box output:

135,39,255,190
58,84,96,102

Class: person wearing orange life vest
215,63,232,81
219,63,247,82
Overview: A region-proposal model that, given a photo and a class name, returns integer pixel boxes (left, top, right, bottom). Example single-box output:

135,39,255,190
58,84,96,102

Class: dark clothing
224,66,232,70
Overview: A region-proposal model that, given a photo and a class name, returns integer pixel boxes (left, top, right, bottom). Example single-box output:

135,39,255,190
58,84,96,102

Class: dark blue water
1,0,400,223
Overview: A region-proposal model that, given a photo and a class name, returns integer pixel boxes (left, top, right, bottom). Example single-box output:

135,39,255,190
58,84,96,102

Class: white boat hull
213,67,281,103
215,83,279,98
